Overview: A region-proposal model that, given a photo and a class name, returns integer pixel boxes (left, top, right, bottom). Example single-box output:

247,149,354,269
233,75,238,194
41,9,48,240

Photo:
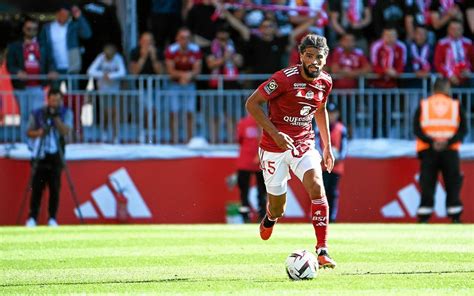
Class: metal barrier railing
0,74,472,145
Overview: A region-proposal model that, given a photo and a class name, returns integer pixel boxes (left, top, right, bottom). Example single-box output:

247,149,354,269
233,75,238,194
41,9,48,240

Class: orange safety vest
416,93,461,152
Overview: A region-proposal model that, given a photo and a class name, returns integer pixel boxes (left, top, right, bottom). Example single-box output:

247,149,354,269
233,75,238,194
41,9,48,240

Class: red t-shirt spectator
236,115,261,172
164,42,202,73
329,46,369,88
370,38,406,88
23,41,41,86
434,36,474,79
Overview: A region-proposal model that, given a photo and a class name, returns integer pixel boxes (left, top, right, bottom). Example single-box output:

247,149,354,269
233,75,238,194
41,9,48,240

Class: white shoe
25,217,37,227
48,218,58,227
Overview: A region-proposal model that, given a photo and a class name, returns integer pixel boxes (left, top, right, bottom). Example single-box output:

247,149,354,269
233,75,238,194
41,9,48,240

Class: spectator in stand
328,0,372,53
206,25,243,90
407,25,433,79
315,102,348,222
165,27,202,143
370,27,407,88
81,0,123,86
7,17,56,141
404,25,433,117
370,26,407,138
222,7,315,75
287,0,329,37
328,33,370,137
429,0,463,40
39,4,92,88
434,20,474,87
87,43,126,143
129,32,163,76
329,33,371,89
372,0,419,41
412,0,437,46
150,0,186,52
205,24,243,143
235,113,266,223
129,32,164,143
186,0,221,50
464,0,474,40
87,44,126,93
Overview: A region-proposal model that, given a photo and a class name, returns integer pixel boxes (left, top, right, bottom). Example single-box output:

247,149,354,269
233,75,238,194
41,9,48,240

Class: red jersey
257,65,333,154
434,37,474,78
370,39,407,88
23,41,41,86
164,42,202,72
236,115,261,171
329,46,369,89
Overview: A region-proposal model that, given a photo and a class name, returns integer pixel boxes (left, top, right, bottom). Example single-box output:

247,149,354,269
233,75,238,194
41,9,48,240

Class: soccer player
245,34,336,269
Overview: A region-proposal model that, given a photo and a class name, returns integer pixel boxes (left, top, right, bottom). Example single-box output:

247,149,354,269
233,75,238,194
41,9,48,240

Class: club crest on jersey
264,79,278,94
293,83,306,89
296,90,314,100
318,91,324,100
300,106,311,116
310,83,326,91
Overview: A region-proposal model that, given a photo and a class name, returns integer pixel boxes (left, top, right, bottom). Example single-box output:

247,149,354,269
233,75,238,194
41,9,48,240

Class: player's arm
245,90,295,151
315,102,334,172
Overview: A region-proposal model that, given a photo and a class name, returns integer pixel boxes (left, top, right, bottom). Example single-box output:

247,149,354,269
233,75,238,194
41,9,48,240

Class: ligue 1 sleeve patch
264,79,278,95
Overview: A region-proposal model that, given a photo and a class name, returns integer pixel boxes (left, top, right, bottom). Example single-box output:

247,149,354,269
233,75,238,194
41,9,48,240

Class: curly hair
298,34,329,56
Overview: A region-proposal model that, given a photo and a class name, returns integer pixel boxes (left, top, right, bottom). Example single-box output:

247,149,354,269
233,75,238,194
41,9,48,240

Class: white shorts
259,147,322,195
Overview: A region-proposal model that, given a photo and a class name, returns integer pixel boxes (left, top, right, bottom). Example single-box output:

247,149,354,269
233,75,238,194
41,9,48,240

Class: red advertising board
0,157,472,225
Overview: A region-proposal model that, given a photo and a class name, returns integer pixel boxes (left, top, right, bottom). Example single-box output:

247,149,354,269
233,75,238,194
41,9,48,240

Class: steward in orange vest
414,78,467,223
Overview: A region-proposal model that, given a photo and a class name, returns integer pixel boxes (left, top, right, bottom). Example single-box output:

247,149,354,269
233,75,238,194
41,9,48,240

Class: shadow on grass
2,270,473,288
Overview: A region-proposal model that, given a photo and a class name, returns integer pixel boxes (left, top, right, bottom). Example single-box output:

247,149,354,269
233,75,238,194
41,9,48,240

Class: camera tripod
16,121,84,225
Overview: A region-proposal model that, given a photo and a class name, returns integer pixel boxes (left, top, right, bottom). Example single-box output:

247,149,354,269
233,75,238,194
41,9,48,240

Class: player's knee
308,182,325,200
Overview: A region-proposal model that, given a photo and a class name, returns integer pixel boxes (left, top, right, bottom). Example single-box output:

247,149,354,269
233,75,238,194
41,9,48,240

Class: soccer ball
285,250,318,280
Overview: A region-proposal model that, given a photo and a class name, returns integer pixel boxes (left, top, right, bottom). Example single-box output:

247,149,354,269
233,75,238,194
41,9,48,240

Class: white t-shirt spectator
87,53,126,92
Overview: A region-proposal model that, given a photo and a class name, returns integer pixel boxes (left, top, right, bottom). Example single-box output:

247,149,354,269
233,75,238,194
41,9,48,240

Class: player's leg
47,156,62,225
292,149,336,268
323,171,336,222
255,170,267,220
28,164,48,225
237,170,251,223
417,150,439,223
440,150,463,223
260,193,286,240
259,149,290,240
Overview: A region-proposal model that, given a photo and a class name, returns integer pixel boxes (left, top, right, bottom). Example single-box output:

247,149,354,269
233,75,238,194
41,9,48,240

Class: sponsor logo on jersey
283,114,313,126
264,79,278,94
300,106,311,116
293,83,306,89
296,90,314,100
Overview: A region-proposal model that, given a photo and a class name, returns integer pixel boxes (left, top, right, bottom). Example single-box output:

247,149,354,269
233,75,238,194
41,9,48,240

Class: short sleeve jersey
257,65,333,154
164,42,202,71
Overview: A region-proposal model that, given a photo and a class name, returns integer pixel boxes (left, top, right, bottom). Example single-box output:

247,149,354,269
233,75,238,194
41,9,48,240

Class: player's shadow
341,270,474,276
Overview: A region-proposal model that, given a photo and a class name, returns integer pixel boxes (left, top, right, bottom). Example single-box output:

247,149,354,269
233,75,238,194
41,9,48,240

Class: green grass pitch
1,224,473,295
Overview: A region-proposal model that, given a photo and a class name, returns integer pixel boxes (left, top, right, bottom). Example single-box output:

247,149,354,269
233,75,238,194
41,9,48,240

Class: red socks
311,197,329,249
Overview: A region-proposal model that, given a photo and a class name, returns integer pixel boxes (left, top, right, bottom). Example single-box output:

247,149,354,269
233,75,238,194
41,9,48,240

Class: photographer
25,89,73,227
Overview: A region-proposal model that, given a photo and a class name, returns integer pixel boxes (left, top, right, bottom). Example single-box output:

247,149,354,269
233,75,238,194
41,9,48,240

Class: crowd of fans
1,0,473,91
0,0,473,143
